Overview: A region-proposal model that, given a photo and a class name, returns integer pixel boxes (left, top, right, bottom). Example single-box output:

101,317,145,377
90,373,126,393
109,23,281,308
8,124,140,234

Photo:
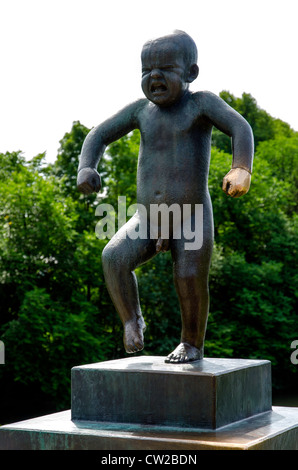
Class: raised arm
77,99,145,194
201,92,254,197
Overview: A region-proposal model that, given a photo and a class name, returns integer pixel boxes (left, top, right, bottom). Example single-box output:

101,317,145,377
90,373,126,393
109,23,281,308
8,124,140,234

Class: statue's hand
222,168,251,198
77,167,101,194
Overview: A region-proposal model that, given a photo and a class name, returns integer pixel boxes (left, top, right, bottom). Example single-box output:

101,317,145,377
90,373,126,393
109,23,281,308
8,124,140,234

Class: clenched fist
77,167,101,194
222,168,251,198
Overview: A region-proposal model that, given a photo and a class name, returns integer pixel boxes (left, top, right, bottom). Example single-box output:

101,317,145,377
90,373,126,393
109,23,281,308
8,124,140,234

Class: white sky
0,0,297,163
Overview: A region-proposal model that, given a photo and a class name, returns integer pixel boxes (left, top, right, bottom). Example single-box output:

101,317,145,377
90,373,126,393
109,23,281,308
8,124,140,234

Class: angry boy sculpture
77,30,254,363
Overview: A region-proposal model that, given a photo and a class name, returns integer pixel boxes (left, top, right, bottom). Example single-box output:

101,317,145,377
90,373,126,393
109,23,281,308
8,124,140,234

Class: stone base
71,356,272,429
1,407,298,450
1,356,297,450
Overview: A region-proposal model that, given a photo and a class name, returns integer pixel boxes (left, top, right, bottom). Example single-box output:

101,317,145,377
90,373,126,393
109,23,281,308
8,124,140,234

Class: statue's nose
150,68,162,78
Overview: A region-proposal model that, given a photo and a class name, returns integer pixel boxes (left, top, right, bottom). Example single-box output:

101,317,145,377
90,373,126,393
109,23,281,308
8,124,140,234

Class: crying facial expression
141,40,189,107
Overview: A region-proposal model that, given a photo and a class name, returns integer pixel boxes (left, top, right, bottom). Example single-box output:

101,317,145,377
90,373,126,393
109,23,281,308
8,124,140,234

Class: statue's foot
165,342,203,363
124,317,146,354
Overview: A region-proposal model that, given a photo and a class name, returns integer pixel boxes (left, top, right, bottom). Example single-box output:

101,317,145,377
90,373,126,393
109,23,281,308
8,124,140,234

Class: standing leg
166,199,214,363
102,212,156,353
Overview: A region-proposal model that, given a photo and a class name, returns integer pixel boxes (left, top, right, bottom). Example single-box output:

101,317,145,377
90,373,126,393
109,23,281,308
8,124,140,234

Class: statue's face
141,40,189,107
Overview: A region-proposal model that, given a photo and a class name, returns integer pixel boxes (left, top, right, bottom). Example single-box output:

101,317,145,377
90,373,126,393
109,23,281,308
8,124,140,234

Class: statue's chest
139,105,196,148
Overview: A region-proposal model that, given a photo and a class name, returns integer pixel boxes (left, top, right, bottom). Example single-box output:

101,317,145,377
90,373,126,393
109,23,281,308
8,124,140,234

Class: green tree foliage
0,93,297,417
0,149,120,409
2,288,104,404
0,152,77,314
54,121,90,199
255,135,298,213
212,91,296,152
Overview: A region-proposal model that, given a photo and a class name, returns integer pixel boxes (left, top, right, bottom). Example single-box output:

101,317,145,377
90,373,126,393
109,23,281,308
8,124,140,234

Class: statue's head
141,30,199,107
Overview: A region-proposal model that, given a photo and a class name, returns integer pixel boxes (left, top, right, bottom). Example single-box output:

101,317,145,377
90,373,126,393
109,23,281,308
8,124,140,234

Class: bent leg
166,199,214,363
102,213,156,353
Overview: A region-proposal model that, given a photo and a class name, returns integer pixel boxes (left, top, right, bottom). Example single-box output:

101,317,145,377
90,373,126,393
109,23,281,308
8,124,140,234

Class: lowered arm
202,91,254,173
201,92,254,197
77,100,145,194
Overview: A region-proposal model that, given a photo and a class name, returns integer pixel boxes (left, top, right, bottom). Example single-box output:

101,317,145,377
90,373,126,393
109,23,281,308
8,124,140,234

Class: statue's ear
187,64,199,83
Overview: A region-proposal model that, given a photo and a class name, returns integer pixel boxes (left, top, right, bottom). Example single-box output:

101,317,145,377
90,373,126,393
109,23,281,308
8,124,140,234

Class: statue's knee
102,243,118,272
102,240,138,274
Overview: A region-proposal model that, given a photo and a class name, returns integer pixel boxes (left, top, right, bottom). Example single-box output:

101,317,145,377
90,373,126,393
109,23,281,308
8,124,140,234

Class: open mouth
150,83,167,94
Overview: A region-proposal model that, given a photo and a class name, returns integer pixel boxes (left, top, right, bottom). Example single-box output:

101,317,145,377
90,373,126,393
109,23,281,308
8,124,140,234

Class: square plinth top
72,355,270,375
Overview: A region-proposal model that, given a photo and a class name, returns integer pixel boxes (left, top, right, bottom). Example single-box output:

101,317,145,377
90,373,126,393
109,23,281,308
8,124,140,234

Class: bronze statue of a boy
77,30,254,363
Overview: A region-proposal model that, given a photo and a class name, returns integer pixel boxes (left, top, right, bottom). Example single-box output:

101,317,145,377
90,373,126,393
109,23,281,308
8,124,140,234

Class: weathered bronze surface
71,356,271,429
77,31,254,362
